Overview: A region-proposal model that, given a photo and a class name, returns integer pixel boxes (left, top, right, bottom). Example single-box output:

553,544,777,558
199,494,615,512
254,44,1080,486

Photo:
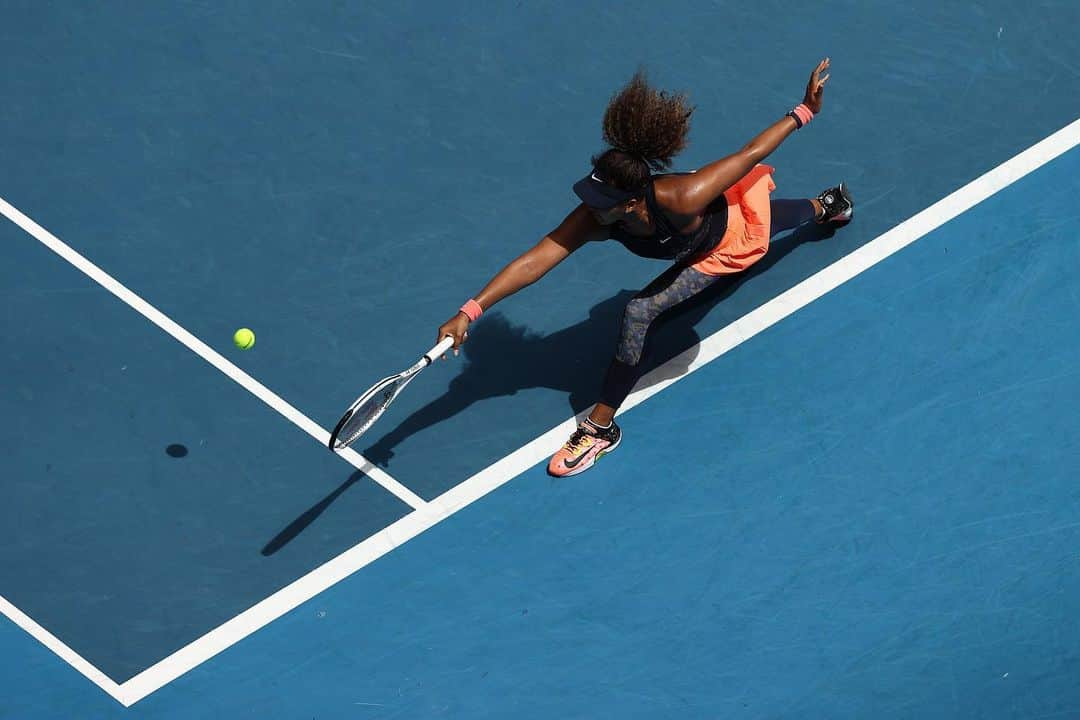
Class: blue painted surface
0,220,413,682
2,1,1077,500
0,0,1078,717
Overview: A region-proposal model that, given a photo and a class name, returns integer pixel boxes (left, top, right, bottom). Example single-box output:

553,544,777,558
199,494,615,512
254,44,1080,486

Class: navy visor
573,171,639,210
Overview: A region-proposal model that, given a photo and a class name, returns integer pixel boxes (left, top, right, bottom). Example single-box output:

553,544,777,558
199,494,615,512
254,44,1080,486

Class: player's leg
548,263,721,477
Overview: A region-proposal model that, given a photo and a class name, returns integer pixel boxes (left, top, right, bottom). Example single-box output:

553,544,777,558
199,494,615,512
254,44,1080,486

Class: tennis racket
328,336,455,451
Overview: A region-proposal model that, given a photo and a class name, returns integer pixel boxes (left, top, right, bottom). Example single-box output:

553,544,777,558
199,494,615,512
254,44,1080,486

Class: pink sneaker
547,419,622,477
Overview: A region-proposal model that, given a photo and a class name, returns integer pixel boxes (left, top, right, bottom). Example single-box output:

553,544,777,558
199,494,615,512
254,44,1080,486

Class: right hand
437,312,471,359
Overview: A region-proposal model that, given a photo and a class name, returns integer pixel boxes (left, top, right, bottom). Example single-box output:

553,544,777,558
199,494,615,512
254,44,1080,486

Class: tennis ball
233,328,255,350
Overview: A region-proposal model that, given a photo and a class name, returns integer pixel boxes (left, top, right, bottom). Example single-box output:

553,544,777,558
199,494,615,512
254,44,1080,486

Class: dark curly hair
591,69,695,194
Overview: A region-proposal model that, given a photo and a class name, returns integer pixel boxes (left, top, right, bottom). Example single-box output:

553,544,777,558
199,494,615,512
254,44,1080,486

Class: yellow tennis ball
233,328,255,350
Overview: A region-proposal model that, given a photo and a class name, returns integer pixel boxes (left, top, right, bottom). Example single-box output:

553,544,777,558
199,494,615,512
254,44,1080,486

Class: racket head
328,336,451,452
328,374,410,450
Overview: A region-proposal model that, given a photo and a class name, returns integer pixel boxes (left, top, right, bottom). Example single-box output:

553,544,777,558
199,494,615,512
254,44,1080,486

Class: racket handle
424,335,455,364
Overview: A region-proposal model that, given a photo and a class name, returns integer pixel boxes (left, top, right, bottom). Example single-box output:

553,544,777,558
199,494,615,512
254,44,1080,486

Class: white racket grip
424,335,455,364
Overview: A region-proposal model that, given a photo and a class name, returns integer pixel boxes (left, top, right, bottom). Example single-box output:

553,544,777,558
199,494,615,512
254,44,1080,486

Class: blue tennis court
2,2,1079,718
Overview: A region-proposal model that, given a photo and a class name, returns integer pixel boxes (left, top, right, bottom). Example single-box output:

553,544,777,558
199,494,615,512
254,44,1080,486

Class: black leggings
598,199,815,409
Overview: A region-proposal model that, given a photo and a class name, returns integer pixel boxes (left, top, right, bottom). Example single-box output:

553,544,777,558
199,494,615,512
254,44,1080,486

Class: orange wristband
788,103,814,129
460,299,483,322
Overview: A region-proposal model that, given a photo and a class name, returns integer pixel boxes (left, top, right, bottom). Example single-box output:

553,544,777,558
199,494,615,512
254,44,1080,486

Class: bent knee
622,296,659,327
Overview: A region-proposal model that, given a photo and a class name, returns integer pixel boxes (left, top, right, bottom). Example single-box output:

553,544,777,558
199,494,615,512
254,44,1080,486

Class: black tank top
607,177,729,263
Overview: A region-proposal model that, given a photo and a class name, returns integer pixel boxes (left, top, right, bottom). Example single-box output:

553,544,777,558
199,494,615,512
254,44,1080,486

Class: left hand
802,57,830,114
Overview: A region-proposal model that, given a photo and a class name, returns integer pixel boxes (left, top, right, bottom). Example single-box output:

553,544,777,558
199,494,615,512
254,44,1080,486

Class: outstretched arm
662,58,831,214
437,203,605,352
472,205,598,310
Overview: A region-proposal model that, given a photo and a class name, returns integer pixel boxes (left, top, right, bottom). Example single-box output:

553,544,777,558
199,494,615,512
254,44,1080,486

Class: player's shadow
361,221,835,468
261,221,836,555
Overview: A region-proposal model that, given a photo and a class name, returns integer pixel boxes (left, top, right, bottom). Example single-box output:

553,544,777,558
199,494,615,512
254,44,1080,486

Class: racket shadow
261,471,365,556
361,222,832,468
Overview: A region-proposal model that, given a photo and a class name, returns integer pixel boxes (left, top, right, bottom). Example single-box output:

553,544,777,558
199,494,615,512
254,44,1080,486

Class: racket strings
329,343,447,451
337,383,401,447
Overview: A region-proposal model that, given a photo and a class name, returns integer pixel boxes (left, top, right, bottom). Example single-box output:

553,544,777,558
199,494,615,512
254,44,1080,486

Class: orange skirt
690,164,776,277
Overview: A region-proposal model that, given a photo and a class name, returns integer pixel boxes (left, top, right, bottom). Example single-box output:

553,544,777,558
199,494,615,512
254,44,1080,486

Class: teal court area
1,2,1078,718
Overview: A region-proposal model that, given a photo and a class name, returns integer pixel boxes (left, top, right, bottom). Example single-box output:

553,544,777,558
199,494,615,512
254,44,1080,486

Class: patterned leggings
598,198,816,409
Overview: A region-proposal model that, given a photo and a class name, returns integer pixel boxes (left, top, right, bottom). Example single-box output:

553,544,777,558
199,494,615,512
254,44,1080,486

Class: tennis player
438,58,853,477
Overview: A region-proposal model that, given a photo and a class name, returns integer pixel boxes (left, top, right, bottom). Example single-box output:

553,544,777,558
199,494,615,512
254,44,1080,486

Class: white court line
0,595,124,702
0,197,426,510
3,116,1079,707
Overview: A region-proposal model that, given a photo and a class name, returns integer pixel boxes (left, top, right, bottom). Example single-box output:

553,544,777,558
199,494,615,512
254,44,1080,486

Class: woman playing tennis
438,58,853,477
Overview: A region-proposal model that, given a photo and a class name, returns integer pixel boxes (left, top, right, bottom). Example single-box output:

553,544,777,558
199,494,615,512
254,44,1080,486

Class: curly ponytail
591,69,695,193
